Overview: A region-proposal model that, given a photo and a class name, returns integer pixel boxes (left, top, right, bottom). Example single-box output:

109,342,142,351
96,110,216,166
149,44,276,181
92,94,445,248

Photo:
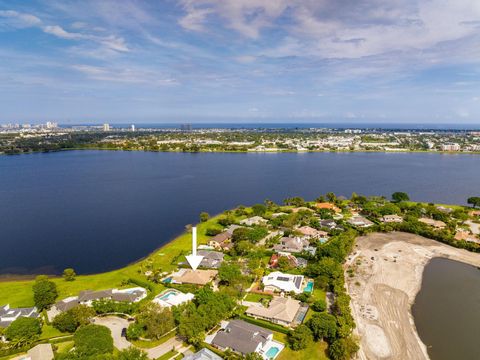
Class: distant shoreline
2,146,480,156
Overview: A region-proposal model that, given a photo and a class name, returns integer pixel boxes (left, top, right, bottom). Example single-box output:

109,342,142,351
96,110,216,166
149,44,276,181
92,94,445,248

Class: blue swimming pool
159,290,177,300
303,280,314,293
162,277,172,284
265,347,280,359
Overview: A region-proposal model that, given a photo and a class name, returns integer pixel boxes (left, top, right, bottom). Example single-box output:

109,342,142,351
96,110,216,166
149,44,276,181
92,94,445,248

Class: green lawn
131,330,176,349
155,350,178,360
244,292,272,303
278,339,329,360
39,324,66,340
0,216,225,307
271,330,329,360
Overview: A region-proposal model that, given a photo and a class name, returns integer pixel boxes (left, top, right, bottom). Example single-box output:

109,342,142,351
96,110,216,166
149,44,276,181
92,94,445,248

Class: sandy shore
345,232,480,360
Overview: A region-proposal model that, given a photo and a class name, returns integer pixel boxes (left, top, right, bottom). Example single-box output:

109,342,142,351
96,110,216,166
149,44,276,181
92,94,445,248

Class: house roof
198,250,225,268
212,320,272,355
273,237,308,253
210,232,231,244
246,296,301,324
419,218,446,228
28,344,54,360
297,226,328,237
78,289,113,302
315,203,341,212
172,269,218,285
54,297,79,312
183,348,223,360
262,271,304,293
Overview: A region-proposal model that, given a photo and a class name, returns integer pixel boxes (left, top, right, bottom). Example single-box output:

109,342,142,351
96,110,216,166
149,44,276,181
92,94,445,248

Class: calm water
1,150,479,274
412,258,480,360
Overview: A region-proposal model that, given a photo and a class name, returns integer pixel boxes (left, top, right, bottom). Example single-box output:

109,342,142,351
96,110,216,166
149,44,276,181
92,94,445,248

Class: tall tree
391,192,410,203
32,275,58,310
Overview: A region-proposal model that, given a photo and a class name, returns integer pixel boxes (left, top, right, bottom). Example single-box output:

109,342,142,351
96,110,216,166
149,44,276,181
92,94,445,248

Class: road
93,316,183,359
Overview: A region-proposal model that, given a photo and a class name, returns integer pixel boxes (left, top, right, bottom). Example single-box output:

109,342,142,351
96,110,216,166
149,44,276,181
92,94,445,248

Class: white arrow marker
186,226,203,271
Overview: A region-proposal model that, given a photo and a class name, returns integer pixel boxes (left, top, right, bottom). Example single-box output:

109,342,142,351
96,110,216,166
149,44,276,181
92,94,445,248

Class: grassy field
244,292,272,303
0,216,225,307
272,330,329,360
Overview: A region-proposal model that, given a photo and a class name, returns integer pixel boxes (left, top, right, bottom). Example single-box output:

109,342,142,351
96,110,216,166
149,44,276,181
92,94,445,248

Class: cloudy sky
0,0,479,124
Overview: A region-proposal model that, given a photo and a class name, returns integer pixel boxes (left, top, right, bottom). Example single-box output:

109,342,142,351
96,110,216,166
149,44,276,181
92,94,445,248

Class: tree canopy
392,192,410,203
73,324,114,357
32,275,58,310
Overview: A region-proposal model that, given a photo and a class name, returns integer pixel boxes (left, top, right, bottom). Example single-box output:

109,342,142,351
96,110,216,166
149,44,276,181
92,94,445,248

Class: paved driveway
93,316,132,351
146,336,183,359
94,316,183,359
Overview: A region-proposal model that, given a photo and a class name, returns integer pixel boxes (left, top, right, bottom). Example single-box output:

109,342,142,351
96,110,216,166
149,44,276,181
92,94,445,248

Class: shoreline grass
0,215,223,307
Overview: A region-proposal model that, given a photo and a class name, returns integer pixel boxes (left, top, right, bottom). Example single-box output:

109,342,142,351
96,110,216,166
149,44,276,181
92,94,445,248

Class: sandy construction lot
345,232,480,360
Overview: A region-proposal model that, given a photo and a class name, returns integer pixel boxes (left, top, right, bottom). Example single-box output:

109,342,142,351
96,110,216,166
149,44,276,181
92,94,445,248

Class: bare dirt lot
345,232,480,360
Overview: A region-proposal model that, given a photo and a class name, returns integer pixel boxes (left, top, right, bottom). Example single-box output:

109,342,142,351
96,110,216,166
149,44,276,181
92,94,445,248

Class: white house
262,271,304,294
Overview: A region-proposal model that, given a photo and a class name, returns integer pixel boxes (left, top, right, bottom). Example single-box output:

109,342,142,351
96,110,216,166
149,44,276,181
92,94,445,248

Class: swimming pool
265,347,280,359
159,290,177,300
162,277,172,284
303,280,314,293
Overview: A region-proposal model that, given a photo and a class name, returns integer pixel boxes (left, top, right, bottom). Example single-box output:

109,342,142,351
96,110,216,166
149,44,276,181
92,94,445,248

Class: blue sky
0,0,479,124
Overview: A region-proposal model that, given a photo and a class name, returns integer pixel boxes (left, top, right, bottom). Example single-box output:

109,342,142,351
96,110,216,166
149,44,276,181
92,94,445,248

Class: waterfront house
170,269,218,286
262,271,304,294
0,304,39,328
225,224,243,235
381,214,403,223
245,296,304,327
211,320,272,356
240,216,268,226
183,348,223,360
418,218,446,229
208,231,233,250
197,250,225,269
48,287,147,321
315,202,341,213
347,216,374,228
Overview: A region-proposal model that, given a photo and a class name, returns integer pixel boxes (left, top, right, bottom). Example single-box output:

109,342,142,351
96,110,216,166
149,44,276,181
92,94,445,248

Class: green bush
5,317,41,342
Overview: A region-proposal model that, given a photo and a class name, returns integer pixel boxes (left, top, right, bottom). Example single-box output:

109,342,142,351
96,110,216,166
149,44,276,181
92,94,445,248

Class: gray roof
198,250,225,268
55,299,78,312
78,289,113,302
0,305,39,328
212,320,272,355
183,348,223,360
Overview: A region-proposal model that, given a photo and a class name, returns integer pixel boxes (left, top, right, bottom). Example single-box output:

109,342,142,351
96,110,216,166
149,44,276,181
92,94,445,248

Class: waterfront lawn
0,216,223,307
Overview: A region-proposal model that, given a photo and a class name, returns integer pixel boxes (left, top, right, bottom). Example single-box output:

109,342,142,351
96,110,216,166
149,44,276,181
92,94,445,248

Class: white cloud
0,10,42,27
43,25,85,40
0,10,129,53
71,64,178,85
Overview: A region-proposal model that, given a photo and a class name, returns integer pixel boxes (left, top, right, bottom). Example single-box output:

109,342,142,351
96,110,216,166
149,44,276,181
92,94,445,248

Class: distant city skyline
0,0,479,124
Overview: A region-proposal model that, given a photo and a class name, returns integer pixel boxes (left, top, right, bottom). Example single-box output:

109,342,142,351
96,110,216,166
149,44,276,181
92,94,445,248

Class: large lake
1,150,479,274
412,258,480,360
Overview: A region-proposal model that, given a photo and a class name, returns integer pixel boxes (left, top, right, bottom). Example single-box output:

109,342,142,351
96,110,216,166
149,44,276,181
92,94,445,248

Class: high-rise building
180,124,192,131
131,124,135,132
103,123,110,131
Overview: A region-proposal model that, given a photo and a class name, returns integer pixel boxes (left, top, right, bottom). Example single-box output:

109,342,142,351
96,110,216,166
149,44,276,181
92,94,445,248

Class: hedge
238,315,289,334
128,278,154,292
